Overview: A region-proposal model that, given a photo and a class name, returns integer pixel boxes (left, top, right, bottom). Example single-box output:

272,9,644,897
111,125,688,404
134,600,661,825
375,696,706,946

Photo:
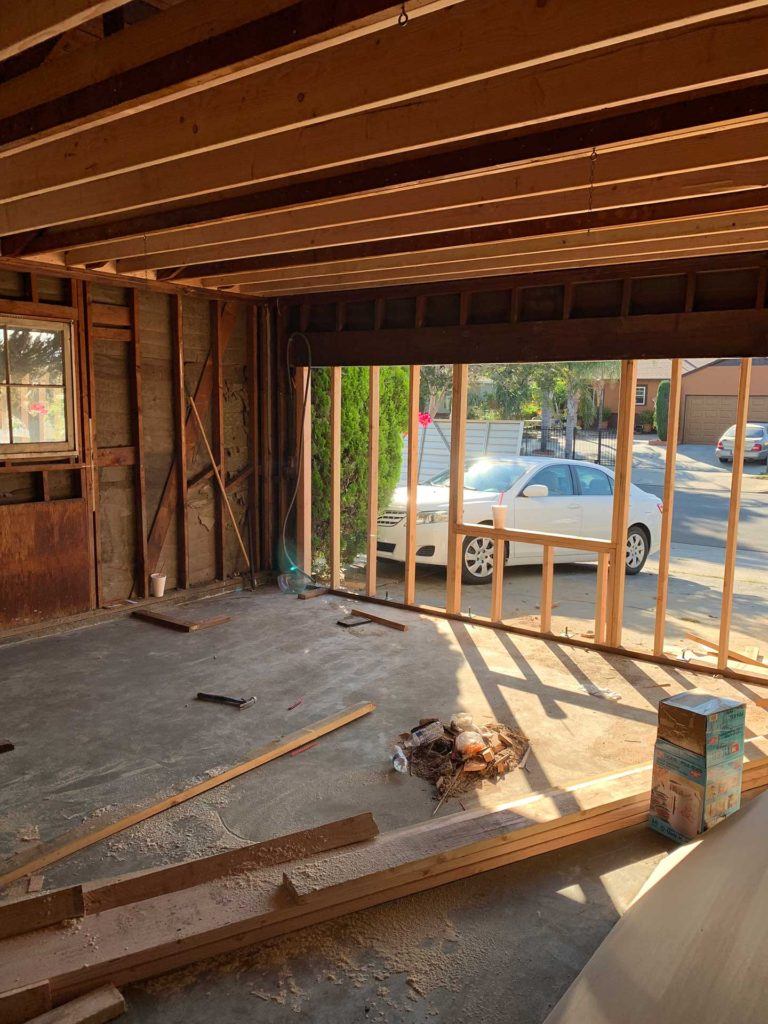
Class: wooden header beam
294,310,768,367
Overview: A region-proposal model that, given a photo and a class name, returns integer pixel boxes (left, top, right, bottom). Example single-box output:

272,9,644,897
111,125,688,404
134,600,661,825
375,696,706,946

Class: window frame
0,315,78,459
635,384,648,406
528,463,575,497
573,464,613,496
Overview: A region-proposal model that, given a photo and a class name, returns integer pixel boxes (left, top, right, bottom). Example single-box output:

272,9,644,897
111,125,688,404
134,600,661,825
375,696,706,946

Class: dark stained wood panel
0,498,92,627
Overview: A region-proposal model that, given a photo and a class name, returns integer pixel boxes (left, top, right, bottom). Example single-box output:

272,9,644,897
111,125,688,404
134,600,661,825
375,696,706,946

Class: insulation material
97,466,137,603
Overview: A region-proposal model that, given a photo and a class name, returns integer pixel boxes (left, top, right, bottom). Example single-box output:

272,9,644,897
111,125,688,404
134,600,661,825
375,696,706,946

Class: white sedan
376,456,662,584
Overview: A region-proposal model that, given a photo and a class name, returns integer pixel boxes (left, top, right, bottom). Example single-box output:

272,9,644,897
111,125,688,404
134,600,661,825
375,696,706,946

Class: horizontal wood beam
63,119,768,266
234,229,768,295
11,81,768,255
198,209,768,288
249,250,768,303
176,188,768,282
293,309,768,366
0,1,445,151
0,0,125,63
114,159,768,274
456,522,614,554
1,1,760,203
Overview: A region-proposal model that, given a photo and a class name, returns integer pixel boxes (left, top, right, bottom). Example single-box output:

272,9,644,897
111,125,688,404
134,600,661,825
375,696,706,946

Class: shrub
311,366,409,570
654,379,670,440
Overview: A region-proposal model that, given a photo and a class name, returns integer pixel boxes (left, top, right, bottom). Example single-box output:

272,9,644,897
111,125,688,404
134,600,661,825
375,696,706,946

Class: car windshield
429,459,529,492
723,424,764,439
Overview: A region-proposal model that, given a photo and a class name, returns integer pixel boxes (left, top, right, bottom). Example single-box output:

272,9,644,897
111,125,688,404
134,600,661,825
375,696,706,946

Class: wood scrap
26,875,44,894
0,702,376,889
684,631,764,668
0,885,84,941
1,980,51,1024
27,985,124,1024
2,754,765,1007
543,792,768,1024
351,608,408,631
131,609,231,632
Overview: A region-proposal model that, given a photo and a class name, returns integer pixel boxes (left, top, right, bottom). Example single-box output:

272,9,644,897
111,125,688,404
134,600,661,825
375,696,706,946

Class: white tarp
398,420,524,485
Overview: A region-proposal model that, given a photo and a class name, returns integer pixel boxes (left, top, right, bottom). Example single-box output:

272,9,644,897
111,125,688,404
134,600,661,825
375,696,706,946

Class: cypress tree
654,379,670,441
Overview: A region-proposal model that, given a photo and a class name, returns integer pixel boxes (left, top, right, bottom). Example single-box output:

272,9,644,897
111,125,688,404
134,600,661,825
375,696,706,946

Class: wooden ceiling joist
108,148,768,274
236,236,768,296
4,7,768,242
0,0,447,152
2,0,764,200
6,80,768,258
189,195,768,286
0,0,127,63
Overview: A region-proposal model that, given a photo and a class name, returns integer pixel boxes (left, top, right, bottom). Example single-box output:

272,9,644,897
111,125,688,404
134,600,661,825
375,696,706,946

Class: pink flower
418,411,433,427
28,402,48,415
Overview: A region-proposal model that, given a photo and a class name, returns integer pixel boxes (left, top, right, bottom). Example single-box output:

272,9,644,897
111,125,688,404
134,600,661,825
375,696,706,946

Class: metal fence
520,419,617,468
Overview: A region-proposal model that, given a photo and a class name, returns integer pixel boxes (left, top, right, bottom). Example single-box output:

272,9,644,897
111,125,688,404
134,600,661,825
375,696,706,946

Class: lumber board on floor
0,885,84,940
80,813,378,914
544,791,768,1024
0,703,376,889
0,980,51,1024
350,609,408,632
2,753,766,1005
130,609,231,632
28,985,124,1024
685,632,764,669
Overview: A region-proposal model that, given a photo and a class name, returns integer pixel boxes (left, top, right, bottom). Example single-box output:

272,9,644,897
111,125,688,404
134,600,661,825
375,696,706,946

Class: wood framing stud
366,366,380,597
171,293,189,589
404,365,421,605
129,290,148,599
718,358,753,669
607,360,638,647
540,546,554,635
653,358,682,655
445,365,468,615
294,364,312,575
330,366,342,590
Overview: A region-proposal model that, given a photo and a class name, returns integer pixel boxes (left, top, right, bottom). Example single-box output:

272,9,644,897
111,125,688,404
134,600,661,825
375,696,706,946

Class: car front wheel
625,526,649,574
461,534,496,584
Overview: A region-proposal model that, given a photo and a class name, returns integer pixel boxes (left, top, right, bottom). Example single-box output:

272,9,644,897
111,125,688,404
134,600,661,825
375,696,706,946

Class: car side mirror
522,483,549,498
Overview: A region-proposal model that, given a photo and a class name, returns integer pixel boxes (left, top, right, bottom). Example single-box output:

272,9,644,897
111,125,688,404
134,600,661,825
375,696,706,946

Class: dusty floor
2,587,767,1021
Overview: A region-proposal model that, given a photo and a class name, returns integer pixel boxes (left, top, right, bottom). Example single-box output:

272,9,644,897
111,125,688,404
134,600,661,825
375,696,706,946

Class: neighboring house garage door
682,395,768,443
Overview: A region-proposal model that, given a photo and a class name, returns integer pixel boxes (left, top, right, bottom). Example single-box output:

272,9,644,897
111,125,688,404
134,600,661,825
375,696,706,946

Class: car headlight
416,510,449,525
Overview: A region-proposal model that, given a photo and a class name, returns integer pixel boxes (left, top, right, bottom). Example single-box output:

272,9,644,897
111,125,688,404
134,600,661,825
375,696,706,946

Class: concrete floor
2,587,768,1021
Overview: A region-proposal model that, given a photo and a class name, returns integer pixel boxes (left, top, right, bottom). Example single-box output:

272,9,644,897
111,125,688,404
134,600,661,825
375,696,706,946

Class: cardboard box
649,738,743,843
657,692,745,762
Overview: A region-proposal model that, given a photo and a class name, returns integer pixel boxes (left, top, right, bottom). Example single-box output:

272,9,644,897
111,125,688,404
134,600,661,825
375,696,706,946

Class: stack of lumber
2,743,768,1015
544,789,768,1023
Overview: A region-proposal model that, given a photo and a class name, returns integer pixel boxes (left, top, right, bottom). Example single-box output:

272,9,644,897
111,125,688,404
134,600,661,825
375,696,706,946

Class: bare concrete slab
1,587,766,1021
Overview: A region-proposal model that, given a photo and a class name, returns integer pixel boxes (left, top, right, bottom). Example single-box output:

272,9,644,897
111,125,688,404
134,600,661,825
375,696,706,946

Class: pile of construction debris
392,714,529,804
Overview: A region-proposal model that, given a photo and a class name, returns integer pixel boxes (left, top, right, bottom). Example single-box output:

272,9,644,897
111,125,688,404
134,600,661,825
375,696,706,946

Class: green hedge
654,379,670,441
311,366,409,568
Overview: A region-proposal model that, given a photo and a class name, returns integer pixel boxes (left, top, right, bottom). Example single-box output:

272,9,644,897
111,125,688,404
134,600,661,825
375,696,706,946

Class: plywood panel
0,499,91,627
97,466,136,603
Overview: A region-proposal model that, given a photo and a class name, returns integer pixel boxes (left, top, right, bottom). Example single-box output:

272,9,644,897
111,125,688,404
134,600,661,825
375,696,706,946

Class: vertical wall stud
540,546,554,634
490,535,505,623
247,304,261,572
171,293,189,589
330,365,342,589
366,366,381,597
606,359,637,647
211,301,225,579
594,551,609,643
295,363,312,575
653,358,682,655
718,358,753,669
129,290,149,598
446,364,468,614
404,364,421,605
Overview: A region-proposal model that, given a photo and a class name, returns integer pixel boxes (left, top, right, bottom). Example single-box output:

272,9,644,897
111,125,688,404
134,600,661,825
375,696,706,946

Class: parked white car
377,456,662,584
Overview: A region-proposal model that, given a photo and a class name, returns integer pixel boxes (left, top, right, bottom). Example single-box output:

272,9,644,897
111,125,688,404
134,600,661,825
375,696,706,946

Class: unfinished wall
0,263,270,632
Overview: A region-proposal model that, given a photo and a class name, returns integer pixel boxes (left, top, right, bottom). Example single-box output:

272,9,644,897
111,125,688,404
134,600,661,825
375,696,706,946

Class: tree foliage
654,378,670,441
311,366,409,569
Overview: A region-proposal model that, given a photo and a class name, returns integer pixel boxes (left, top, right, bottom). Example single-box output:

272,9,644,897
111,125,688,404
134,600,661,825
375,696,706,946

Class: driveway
348,441,768,662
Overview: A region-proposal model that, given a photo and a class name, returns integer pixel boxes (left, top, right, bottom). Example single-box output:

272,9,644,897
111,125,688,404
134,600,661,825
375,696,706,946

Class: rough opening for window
0,317,76,458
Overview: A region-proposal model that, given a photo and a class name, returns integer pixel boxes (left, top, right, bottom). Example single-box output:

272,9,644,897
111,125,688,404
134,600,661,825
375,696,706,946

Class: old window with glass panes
0,318,76,457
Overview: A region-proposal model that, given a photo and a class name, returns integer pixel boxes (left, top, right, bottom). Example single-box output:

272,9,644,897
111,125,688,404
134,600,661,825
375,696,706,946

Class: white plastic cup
491,504,508,529
150,573,167,598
